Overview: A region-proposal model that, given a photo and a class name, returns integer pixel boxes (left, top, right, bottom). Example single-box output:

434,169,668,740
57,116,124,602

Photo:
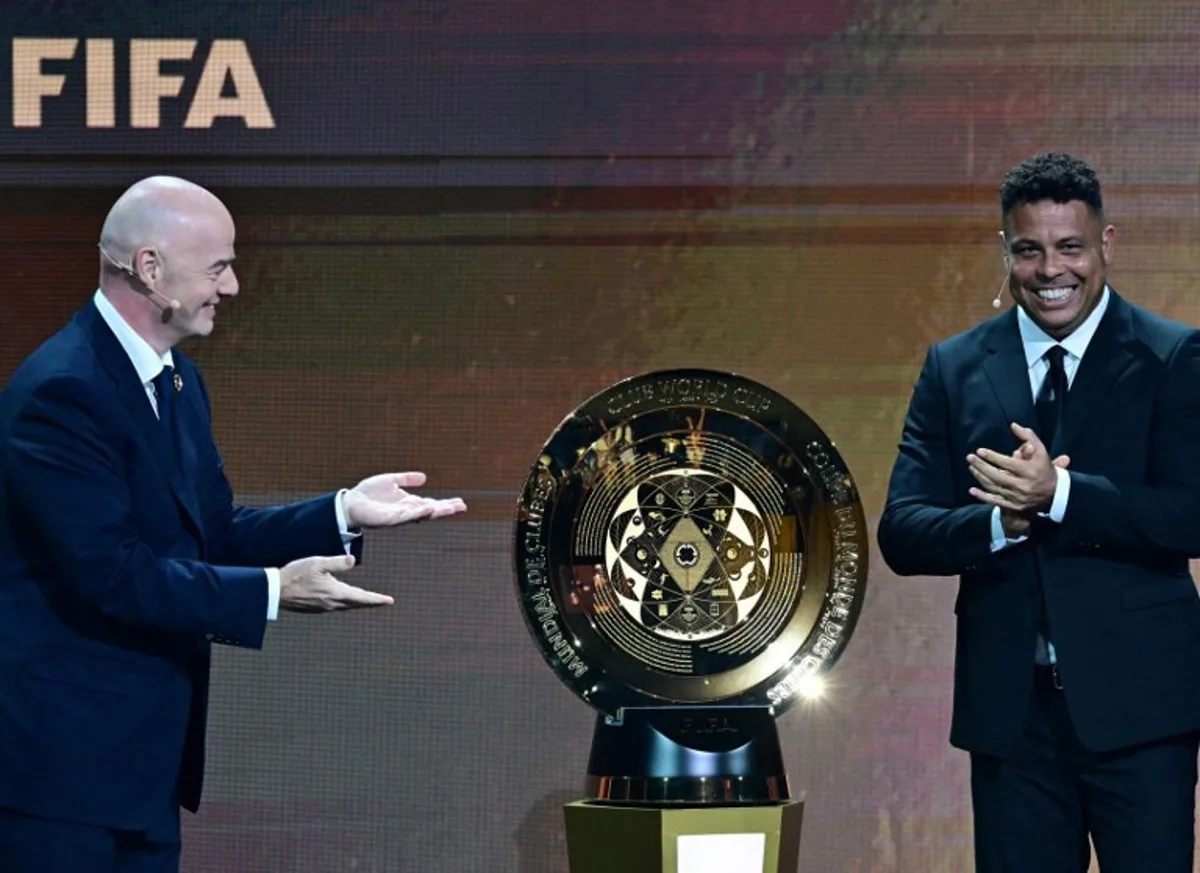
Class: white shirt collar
93,289,174,384
1017,284,1111,368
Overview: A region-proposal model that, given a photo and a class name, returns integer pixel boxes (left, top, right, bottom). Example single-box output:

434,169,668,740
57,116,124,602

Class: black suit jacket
879,291,1200,757
0,301,362,832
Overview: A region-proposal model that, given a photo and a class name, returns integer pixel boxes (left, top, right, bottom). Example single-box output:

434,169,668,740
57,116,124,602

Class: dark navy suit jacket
879,291,1200,758
0,301,358,832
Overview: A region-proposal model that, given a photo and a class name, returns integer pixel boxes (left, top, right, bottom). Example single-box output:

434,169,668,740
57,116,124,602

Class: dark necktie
1033,346,1067,666
152,365,177,441
1035,345,1068,451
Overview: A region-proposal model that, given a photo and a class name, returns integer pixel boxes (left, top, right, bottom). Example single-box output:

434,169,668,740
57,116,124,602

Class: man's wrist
336,488,360,534
265,568,280,621
991,506,1028,551
1047,467,1070,522
1036,468,1071,521
1000,512,1029,539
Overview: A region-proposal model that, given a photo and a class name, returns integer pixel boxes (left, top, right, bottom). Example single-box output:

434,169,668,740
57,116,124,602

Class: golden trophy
515,370,867,873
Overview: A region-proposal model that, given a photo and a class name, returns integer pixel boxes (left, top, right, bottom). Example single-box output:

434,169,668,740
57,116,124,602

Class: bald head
99,176,229,268
96,176,240,354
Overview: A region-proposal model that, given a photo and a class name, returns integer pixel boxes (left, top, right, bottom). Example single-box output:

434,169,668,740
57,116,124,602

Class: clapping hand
968,423,1070,537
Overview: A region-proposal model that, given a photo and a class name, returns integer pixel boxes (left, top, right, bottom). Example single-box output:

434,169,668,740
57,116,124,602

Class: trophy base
563,799,804,873
585,706,788,805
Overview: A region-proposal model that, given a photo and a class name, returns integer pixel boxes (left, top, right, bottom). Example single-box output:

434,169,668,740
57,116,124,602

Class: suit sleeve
7,376,268,646
877,344,995,576
190,373,365,569
204,494,364,569
1060,330,1200,554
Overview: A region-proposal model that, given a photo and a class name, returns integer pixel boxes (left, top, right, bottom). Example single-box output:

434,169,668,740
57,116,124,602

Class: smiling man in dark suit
879,153,1200,873
0,176,467,872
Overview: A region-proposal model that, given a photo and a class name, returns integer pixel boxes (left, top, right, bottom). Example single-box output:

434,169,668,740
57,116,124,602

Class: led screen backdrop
4,2,1200,871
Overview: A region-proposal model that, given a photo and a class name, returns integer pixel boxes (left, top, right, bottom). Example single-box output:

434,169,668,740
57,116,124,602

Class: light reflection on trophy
514,370,868,873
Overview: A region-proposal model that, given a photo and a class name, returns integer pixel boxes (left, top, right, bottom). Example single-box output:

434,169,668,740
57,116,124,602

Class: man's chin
1019,300,1083,337
182,316,216,339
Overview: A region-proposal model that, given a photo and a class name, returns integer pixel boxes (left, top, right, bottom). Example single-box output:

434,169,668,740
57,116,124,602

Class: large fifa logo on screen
10,38,275,129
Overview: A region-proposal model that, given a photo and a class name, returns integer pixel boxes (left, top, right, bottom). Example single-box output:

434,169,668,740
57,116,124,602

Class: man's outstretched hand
342,472,467,529
279,555,392,613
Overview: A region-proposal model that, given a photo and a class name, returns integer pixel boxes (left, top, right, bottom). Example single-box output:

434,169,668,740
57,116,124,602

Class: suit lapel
1059,292,1137,451
79,304,204,534
981,310,1038,432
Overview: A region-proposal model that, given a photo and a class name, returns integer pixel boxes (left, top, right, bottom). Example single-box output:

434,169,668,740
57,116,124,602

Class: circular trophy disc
513,369,867,716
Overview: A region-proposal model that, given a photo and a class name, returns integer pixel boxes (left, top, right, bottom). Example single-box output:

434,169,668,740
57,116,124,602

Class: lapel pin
173,372,183,392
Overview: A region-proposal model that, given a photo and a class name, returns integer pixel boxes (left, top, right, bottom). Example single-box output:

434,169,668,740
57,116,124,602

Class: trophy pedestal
564,800,804,873
564,707,803,873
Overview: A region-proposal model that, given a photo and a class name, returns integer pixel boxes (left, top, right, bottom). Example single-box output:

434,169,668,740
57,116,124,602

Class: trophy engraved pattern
515,369,867,716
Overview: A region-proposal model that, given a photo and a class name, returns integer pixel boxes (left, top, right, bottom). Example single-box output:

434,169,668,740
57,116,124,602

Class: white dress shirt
93,290,358,623
988,284,1111,551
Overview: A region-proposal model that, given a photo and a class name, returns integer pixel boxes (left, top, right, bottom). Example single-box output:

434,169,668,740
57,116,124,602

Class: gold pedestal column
564,799,804,873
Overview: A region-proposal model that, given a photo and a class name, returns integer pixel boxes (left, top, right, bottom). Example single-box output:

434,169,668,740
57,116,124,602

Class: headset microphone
157,296,182,316
993,231,1010,309
154,297,182,324
98,244,183,323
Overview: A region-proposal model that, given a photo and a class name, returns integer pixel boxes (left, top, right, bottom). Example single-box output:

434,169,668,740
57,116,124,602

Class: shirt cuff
1047,467,1070,523
989,505,1027,552
335,488,363,548
265,568,280,621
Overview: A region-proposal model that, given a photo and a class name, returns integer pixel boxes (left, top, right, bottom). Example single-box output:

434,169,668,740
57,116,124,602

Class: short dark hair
1000,153,1104,220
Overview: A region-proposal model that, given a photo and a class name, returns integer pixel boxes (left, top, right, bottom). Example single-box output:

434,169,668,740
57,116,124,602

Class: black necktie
152,365,177,440
1035,345,1068,450
1033,346,1068,666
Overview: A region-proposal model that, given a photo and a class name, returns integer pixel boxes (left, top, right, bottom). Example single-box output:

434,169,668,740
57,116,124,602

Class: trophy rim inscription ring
513,368,868,717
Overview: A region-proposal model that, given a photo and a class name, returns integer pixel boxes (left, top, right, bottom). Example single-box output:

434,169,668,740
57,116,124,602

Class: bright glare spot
797,675,825,701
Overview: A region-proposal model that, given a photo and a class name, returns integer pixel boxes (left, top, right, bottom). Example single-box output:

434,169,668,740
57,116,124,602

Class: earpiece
98,244,182,322
994,231,1010,309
